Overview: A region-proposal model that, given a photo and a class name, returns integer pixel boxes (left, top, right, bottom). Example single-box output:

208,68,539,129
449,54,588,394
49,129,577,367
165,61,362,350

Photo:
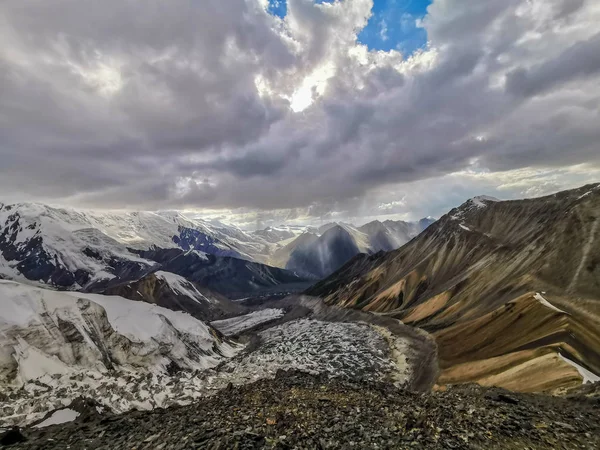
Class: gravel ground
5,370,600,449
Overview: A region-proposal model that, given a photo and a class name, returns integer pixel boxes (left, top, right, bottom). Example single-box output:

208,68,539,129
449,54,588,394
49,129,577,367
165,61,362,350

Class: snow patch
577,191,592,200
33,409,80,428
558,353,600,384
459,224,471,232
155,270,216,305
470,195,500,208
534,293,567,314
190,250,209,260
14,339,72,382
69,292,213,344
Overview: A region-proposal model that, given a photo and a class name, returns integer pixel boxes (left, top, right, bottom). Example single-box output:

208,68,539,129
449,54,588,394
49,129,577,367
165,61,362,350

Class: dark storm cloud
0,0,599,220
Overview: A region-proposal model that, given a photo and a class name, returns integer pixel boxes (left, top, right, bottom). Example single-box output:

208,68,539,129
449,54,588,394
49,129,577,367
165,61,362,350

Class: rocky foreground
4,370,600,449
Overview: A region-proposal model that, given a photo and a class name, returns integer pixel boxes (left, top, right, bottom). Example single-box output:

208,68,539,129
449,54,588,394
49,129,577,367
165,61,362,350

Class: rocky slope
7,370,600,449
307,183,600,392
103,271,245,321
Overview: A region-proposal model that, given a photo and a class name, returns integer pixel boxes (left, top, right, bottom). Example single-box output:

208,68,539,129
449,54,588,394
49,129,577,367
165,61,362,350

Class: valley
0,184,599,449
0,286,434,432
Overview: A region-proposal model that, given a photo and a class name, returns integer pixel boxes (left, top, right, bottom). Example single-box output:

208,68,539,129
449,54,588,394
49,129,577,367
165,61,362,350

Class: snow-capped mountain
252,226,296,243
0,202,282,291
0,280,240,387
360,218,436,251
0,200,432,294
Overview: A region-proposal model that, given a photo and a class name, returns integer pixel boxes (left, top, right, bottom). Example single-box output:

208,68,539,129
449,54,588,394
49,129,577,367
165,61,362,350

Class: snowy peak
465,195,501,209
472,195,500,203
0,203,154,289
252,226,296,243
0,201,273,290
155,270,217,305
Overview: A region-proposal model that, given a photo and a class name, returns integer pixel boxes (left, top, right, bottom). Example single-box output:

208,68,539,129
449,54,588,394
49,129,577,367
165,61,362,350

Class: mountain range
1,183,599,438
268,218,434,278
307,183,600,392
0,201,432,296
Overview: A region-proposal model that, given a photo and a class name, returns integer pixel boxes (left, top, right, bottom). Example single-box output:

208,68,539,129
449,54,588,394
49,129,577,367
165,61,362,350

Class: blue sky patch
267,0,287,18
268,0,431,56
358,0,432,55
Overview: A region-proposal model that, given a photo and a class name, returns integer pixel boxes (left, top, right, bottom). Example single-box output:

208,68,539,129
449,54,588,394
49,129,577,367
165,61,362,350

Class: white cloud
379,19,389,41
0,0,598,227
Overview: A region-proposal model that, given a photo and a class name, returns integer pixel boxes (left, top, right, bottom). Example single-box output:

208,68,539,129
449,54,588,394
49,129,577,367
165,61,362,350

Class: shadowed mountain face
307,183,600,392
103,271,246,321
359,219,436,252
135,248,315,299
286,226,362,278
281,220,434,278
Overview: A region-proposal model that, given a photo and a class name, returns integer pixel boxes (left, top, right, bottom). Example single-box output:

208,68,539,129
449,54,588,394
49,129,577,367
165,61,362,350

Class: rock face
103,271,245,321
308,183,600,392
10,370,600,450
135,248,315,298
0,280,239,387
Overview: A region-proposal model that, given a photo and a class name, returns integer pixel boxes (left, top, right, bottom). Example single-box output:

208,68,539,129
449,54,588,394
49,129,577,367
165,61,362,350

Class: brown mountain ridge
307,183,600,392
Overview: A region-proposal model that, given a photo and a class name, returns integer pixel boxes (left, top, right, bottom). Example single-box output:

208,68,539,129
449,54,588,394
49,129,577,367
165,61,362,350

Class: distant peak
472,195,500,202
467,195,501,208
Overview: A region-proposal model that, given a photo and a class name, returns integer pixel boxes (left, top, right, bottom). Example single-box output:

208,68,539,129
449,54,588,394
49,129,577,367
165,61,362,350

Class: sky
1,0,600,230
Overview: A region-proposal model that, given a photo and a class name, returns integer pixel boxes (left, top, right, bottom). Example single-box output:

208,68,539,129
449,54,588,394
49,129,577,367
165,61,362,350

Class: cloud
506,32,600,98
0,0,599,227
